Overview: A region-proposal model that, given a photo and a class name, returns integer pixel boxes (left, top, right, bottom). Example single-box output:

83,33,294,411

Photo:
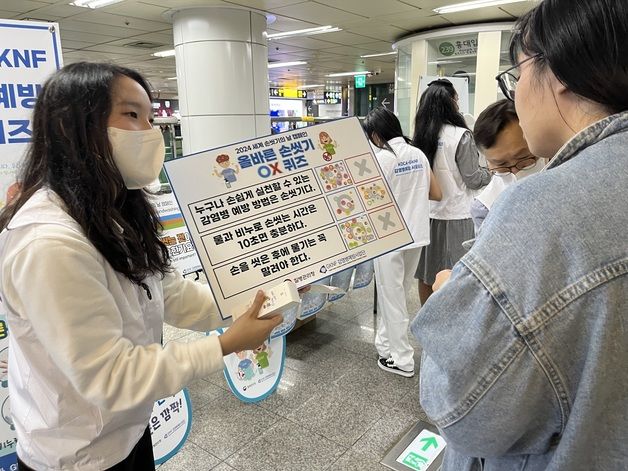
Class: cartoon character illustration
319,131,337,161
344,218,375,249
2,397,13,431
213,154,239,188
360,183,386,205
333,193,355,216
253,343,271,373
235,350,256,381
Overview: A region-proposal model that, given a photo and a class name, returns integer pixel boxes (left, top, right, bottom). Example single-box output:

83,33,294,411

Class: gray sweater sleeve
455,131,492,190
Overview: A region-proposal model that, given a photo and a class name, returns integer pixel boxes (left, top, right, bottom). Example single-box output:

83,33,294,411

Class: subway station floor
160,281,429,471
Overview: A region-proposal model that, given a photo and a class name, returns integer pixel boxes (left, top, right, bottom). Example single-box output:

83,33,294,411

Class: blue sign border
153,388,193,466
0,22,62,70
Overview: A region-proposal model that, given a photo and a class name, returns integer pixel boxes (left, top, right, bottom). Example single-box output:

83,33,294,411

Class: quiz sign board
165,118,413,317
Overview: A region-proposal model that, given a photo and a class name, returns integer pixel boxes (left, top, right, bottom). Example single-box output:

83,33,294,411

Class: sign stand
381,421,446,471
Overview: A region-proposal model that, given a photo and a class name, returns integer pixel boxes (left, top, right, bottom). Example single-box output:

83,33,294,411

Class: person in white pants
363,107,441,377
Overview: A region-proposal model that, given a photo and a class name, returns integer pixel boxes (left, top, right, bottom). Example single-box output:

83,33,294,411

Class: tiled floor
159,281,429,471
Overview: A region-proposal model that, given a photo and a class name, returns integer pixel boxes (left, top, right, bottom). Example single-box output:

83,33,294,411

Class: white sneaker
377,357,414,378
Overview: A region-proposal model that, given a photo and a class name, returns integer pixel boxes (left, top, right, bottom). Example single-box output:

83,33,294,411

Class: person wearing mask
413,79,491,304
363,107,441,377
470,99,544,234
0,62,283,470
411,0,627,469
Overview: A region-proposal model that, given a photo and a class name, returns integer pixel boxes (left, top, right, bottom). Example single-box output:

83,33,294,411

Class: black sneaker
378,357,414,378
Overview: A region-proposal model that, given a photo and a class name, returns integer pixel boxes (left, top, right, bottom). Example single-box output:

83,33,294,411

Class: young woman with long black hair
412,79,491,304
0,62,282,470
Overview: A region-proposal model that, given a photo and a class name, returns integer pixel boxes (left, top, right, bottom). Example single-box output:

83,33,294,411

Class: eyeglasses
495,54,541,102
489,155,538,174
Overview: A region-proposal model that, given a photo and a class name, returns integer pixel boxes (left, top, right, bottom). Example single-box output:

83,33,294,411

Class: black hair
474,99,519,150
363,107,412,156
412,79,468,167
0,62,170,284
511,0,628,114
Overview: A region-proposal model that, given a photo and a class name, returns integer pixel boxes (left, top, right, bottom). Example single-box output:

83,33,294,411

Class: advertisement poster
0,19,63,470
164,118,413,318
150,186,202,276
149,389,192,465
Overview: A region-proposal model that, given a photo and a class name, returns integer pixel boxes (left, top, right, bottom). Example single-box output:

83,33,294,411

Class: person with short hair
470,99,544,233
411,0,628,468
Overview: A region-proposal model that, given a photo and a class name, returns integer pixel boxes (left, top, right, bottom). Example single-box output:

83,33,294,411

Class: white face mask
107,127,165,189
515,158,545,180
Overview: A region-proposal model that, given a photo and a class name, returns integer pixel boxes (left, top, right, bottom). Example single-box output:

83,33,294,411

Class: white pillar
172,7,269,155
473,31,501,117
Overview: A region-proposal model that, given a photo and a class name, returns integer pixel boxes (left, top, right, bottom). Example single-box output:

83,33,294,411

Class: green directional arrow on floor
420,436,439,451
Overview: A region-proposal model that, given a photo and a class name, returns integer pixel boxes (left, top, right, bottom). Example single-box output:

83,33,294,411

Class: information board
164,118,413,318
0,19,62,471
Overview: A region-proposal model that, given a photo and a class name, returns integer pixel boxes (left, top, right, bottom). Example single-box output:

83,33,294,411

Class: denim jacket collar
548,111,628,169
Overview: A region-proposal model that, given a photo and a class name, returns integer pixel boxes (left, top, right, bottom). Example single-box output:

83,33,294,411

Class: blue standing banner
0,18,63,470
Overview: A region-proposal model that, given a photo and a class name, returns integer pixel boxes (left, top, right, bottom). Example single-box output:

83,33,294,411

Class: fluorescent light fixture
326,71,371,77
266,25,341,40
434,0,527,14
166,77,177,80
267,61,307,69
152,49,175,58
428,59,463,65
360,51,396,58
298,84,325,89
70,0,123,8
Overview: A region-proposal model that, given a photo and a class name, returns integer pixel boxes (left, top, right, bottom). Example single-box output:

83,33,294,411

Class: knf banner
0,18,62,470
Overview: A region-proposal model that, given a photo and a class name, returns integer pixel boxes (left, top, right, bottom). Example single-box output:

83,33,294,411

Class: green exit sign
354,74,366,88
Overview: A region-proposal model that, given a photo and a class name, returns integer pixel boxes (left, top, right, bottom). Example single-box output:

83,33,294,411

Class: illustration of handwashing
235,342,272,380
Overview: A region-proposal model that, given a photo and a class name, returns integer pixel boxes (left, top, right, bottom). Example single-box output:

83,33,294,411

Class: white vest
429,125,476,220
375,137,431,249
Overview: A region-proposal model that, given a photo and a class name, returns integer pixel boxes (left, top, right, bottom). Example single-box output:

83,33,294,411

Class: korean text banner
0,19,63,470
164,118,413,318
0,19,63,210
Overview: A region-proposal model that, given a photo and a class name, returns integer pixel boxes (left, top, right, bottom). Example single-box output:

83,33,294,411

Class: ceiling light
360,52,396,58
152,49,175,58
326,71,371,77
428,60,463,65
266,25,341,40
434,0,528,14
166,77,177,80
298,84,325,89
268,61,307,69
70,0,124,8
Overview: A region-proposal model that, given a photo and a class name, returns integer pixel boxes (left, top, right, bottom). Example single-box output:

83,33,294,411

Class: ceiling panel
273,2,366,25
224,0,308,10
310,30,380,47
59,18,150,38
58,29,121,44
268,35,339,50
99,2,170,23
314,0,418,18
0,0,50,13
500,3,539,17
266,14,317,31
383,13,452,31
440,7,516,24
19,3,83,19
342,21,410,41
69,10,169,31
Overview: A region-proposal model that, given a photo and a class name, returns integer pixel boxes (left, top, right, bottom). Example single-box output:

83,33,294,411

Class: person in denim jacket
410,0,628,469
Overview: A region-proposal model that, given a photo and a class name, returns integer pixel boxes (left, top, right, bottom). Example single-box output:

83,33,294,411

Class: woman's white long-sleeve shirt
0,189,227,470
